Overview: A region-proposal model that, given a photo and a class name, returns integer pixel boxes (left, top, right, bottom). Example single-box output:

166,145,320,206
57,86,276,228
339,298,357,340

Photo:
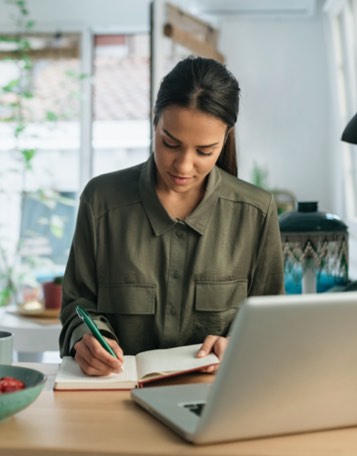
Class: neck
156,185,206,219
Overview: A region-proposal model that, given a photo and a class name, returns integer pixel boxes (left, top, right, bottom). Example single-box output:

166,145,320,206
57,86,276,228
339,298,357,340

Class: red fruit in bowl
0,376,25,393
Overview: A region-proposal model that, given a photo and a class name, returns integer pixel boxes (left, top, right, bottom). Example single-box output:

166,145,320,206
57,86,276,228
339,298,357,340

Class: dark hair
153,55,240,176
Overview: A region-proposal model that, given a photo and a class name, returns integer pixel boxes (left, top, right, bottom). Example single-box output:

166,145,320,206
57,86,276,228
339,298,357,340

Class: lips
168,173,192,185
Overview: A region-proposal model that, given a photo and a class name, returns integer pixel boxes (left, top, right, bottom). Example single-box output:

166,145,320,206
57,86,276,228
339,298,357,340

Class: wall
220,13,332,212
0,0,152,31
154,0,334,215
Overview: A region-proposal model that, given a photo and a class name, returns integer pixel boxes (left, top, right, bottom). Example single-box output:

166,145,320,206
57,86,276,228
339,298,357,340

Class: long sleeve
59,195,117,357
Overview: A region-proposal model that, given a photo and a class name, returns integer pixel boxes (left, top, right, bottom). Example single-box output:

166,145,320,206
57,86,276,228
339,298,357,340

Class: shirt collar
139,154,222,236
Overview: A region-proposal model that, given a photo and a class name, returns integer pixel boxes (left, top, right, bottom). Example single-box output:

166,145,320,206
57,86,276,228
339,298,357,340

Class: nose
174,150,194,175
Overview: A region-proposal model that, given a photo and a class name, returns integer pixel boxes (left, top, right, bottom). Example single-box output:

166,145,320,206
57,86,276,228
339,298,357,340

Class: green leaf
50,215,64,238
25,20,35,29
0,288,12,307
22,90,33,99
65,70,89,81
15,124,25,137
53,275,63,285
23,57,33,70
19,38,31,51
51,226,64,238
2,79,20,93
78,73,89,80
0,36,20,43
21,148,36,167
58,195,77,206
14,0,26,7
65,69,77,78
35,189,58,209
1,116,16,122
46,111,58,122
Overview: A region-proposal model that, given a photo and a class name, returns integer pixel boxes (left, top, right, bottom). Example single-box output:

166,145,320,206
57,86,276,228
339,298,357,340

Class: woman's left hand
196,335,229,374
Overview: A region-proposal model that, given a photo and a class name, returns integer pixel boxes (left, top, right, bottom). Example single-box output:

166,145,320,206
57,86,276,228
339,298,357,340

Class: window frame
324,0,357,276
0,22,150,186
0,22,150,277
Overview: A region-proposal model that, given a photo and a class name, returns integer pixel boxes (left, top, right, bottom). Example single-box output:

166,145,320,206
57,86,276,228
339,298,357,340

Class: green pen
76,305,117,359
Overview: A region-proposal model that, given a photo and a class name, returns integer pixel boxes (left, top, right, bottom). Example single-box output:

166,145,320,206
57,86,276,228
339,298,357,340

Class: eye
197,149,214,157
163,139,180,149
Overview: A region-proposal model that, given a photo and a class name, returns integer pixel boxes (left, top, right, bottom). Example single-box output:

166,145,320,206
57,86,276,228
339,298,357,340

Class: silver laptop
131,291,357,444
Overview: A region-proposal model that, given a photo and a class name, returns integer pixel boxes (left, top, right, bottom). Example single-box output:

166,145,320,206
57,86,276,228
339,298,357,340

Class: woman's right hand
74,333,124,376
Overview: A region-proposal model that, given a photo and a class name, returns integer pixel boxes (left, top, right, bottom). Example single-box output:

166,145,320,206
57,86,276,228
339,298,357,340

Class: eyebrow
162,128,220,149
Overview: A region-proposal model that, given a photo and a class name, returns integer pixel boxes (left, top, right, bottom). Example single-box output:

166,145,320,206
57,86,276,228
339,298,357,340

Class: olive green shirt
59,155,284,357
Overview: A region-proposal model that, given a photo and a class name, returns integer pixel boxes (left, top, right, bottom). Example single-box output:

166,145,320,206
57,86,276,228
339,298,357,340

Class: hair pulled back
153,55,240,176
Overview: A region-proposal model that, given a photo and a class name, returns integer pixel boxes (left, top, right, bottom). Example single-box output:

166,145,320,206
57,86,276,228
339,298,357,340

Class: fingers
196,335,229,374
196,335,220,358
211,336,229,361
107,338,124,363
74,333,124,376
200,364,219,374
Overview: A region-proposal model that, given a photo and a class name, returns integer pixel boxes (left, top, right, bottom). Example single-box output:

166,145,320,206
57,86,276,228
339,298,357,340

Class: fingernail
197,350,205,357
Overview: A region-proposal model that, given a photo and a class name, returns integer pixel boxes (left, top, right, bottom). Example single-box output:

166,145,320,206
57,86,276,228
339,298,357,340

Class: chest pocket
97,284,157,355
193,279,247,339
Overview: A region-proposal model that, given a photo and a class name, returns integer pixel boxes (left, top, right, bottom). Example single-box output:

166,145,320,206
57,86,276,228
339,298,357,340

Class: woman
59,56,284,376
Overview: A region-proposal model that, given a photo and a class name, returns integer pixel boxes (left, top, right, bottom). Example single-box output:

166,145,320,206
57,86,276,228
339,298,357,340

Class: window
0,28,151,294
20,191,77,270
92,33,150,177
325,0,357,276
0,33,82,285
328,0,357,219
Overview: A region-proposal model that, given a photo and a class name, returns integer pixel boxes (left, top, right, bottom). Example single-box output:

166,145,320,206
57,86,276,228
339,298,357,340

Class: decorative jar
279,201,348,294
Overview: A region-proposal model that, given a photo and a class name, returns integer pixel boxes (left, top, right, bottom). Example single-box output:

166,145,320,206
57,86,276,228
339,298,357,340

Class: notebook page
55,356,137,388
135,344,219,381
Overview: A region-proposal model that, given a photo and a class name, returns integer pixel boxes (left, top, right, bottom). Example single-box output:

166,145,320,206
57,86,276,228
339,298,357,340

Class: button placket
162,226,186,346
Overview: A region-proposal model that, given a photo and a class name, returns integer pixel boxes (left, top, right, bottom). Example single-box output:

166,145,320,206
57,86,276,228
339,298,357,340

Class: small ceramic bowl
0,365,47,421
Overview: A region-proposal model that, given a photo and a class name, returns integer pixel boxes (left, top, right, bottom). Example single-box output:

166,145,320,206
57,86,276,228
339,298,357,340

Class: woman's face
153,106,227,195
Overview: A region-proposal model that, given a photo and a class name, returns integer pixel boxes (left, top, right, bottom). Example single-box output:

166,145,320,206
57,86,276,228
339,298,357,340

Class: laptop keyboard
182,402,206,416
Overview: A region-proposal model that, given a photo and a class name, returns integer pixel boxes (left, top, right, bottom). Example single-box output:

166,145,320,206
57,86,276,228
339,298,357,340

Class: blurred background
0,0,356,307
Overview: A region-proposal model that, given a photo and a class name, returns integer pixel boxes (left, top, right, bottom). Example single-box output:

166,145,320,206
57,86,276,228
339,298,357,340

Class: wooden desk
1,363,357,456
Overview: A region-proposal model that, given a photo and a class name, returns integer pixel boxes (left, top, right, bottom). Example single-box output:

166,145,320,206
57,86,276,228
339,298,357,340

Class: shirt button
175,231,183,239
170,306,177,315
172,270,179,279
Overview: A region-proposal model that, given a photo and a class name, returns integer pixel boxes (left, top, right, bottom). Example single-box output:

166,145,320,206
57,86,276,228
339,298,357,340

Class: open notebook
54,344,219,390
